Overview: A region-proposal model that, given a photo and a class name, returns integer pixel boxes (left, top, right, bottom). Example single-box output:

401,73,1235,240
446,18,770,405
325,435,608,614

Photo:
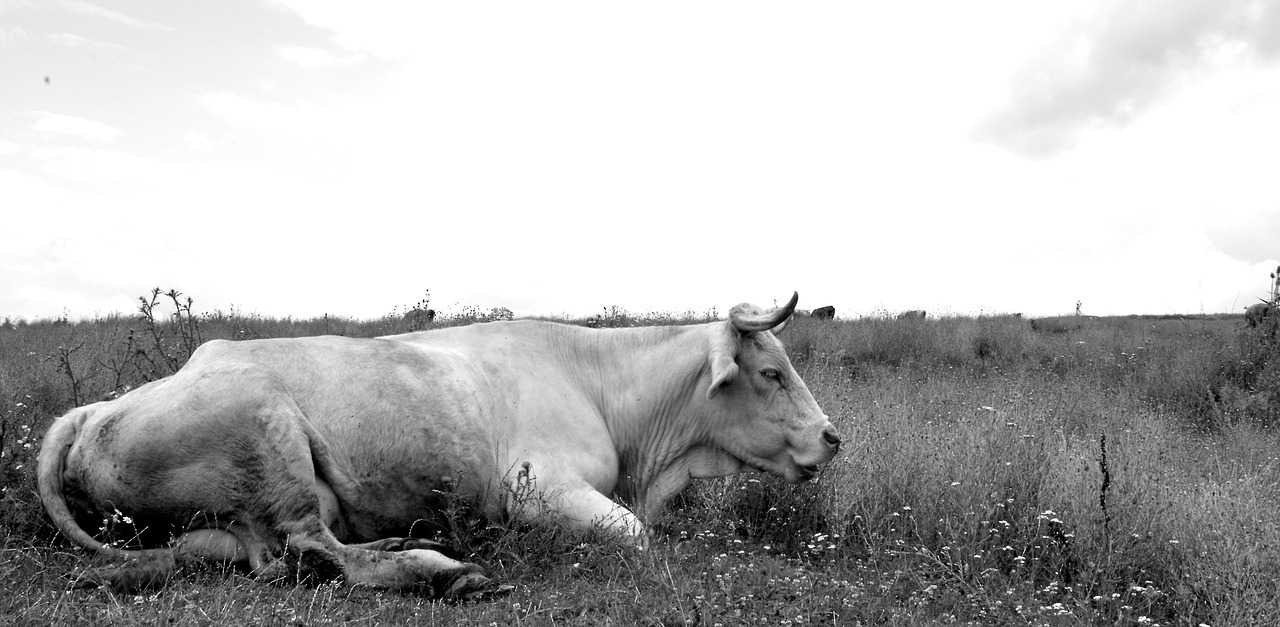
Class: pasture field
2,292,1279,626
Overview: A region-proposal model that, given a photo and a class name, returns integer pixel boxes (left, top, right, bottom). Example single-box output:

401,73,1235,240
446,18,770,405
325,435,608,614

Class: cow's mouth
796,464,820,481
723,447,820,484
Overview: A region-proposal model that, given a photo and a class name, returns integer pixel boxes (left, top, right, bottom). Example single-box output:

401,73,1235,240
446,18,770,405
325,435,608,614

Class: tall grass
2,292,1278,625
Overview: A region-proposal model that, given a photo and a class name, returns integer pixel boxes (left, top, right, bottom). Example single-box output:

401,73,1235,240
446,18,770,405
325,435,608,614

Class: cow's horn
730,292,799,333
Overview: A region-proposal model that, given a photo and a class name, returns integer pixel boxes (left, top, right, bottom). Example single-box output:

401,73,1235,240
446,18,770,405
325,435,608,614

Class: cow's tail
37,406,176,591
37,407,112,554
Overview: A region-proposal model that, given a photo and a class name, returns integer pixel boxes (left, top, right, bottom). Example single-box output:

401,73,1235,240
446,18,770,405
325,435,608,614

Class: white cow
38,293,840,597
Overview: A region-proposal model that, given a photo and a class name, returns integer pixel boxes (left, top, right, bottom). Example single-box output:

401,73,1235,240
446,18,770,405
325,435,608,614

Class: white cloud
59,0,172,31
1,26,30,44
27,146,153,184
267,0,416,59
46,31,129,51
197,92,324,135
4,1,1278,321
275,45,363,69
180,131,224,152
976,0,1280,158
31,112,123,142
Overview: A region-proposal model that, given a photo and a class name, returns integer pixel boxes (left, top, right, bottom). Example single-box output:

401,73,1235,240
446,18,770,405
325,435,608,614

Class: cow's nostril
823,429,842,446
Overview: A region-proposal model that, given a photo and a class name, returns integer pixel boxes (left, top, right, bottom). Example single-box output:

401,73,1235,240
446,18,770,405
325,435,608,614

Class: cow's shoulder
393,320,580,358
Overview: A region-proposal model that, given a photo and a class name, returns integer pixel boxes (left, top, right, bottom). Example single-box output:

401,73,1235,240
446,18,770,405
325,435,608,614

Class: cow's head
702,292,841,483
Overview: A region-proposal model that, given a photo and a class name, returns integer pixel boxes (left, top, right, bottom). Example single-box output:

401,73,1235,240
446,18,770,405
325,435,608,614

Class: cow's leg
345,537,455,554
58,369,489,599
312,456,456,556
68,525,273,593
564,486,645,539
513,481,645,541
500,453,644,541
247,392,491,597
172,529,250,563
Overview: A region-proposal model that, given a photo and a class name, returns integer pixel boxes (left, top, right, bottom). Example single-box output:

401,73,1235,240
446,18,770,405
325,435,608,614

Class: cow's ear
707,354,738,399
707,327,740,399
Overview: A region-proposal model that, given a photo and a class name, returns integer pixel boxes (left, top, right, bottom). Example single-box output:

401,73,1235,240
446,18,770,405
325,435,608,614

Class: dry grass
3,294,1280,625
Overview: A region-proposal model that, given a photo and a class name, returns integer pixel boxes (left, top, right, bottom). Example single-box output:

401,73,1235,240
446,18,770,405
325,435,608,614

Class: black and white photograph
3,2,1279,624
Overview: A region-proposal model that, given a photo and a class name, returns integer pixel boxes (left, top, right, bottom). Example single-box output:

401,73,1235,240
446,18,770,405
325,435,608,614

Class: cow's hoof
463,582,515,602
436,569,493,602
68,557,175,594
399,538,455,557
368,537,454,556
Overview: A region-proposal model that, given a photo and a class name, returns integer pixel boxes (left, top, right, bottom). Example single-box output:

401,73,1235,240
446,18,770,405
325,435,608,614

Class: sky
3,0,1280,322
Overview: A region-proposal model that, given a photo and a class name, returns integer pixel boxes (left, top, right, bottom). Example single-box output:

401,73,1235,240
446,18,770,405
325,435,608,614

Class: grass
3,291,1280,625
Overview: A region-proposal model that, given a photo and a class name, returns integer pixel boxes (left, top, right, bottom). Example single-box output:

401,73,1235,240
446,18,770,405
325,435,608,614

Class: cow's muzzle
822,427,842,449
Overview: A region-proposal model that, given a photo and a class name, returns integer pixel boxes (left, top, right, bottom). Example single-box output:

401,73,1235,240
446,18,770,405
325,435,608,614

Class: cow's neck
570,323,722,518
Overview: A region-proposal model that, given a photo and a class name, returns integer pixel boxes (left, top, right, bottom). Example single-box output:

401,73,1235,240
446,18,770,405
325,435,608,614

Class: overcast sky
4,1,1279,322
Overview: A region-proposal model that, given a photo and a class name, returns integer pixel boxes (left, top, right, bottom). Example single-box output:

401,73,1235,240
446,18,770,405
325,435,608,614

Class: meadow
2,289,1278,626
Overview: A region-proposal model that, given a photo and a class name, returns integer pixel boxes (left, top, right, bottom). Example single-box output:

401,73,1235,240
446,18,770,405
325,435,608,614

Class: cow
403,308,436,326
897,310,927,320
1245,302,1274,328
38,293,840,598
810,305,836,320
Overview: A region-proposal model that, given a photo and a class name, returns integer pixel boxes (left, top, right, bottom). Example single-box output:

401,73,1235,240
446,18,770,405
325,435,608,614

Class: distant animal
897,310,927,320
1245,302,1275,328
810,305,836,320
403,308,436,325
38,293,840,598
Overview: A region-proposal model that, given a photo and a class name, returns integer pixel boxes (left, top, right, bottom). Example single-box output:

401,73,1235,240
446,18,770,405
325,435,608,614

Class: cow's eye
761,369,782,382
